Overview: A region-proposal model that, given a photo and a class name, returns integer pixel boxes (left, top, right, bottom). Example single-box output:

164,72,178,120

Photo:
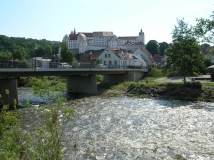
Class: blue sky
0,0,213,44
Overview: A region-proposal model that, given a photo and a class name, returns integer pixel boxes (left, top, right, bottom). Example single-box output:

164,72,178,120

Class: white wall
134,49,150,64
98,48,120,66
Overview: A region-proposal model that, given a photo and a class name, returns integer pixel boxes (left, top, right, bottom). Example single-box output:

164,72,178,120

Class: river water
18,88,214,160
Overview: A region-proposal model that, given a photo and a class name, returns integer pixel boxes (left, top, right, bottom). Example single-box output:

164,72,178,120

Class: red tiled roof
80,51,102,61
153,54,161,57
69,34,78,40
69,32,93,40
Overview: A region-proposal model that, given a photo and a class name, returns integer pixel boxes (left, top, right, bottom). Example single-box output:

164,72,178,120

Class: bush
147,68,165,77
96,74,104,82
183,81,202,88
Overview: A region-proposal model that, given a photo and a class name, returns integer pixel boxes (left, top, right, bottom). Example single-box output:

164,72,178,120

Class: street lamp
35,46,37,68
90,52,92,68
53,54,56,68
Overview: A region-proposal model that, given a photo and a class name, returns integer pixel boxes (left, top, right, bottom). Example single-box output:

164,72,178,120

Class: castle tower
138,29,145,44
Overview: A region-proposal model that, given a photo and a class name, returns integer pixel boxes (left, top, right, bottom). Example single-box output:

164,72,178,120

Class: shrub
96,74,104,82
147,68,165,77
0,90,24,159
140,94,147,98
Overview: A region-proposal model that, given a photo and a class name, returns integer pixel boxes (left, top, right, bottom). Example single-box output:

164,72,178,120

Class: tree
0,51,12,60
35,46,45,57
146,40,159,56
44,44,53,58
60,42,74,63
194,11,214,44
13,46,26,60
128,50,133,53
159,42,169,56
164,19,205,83
96,58,101,64
0,35,61,58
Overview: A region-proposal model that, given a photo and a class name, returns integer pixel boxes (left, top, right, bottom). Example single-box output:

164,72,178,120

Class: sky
0,0,213,44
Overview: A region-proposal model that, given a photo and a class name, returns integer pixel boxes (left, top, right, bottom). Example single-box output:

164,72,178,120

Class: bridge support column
104,71,144,83
0,78,18,108
66,75,97,94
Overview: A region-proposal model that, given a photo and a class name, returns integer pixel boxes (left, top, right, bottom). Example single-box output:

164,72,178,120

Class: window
109,61,112,65
105,54,107,58
114,60,117,65
108,54,110,58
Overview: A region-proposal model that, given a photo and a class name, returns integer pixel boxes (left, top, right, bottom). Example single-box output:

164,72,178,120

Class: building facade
63,29,145,53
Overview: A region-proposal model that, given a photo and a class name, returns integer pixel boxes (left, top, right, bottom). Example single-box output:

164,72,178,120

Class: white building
62,29,145,53
117,50,147,69
30,57,52,68
133,48,153,65
97,48,121,68
97,47,148,69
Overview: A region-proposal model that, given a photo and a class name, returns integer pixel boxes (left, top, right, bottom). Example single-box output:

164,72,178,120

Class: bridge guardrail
0,61,148,71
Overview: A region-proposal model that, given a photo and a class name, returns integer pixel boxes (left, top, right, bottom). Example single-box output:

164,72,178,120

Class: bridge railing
0,60,148,71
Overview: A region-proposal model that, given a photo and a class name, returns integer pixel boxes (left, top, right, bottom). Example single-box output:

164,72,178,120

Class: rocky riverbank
97,79,214,102
126,85,214,102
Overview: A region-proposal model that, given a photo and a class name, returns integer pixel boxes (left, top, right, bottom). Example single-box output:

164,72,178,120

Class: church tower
74,28,76,34
138,29,145,44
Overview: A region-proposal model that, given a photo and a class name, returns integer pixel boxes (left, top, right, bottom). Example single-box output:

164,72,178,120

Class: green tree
13,46,26,60
164,19,205,83
44,44,53,58
96,58,101,64
35,46,45,57
146,40,159,56
61,42,74,63
128,50,133,53
0,35,61,58
159,42,169,56
194,11,214,43
0,51,12,60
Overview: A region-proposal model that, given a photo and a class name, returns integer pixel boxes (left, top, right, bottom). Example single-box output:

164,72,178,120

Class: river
18,88,214,160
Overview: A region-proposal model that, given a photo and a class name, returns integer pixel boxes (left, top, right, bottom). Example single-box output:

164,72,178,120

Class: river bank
98,76,214,102
17,75,214,103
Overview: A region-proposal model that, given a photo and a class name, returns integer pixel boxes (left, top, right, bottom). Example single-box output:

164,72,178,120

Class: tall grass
0,77,75,160
0,90,24,159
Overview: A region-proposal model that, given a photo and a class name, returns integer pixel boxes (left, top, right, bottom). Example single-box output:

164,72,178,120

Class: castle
62,29,145,53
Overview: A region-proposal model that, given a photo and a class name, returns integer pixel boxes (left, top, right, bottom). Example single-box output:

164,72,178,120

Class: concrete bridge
0,67,147,106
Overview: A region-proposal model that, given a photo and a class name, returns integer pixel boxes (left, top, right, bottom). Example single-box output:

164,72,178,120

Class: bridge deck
0,68,147,78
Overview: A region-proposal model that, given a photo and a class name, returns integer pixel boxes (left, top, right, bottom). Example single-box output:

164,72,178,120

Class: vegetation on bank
103,77,214,102
102,68,214,102
0,78,75,160
17,68,214,102
18,76,66,90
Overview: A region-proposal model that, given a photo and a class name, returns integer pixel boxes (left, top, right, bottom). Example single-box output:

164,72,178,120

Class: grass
106,75,214,102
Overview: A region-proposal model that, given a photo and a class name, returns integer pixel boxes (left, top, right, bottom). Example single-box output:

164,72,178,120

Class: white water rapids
19,88,214,159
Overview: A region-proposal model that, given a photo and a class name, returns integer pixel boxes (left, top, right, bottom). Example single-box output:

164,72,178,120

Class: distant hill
0,35,61,59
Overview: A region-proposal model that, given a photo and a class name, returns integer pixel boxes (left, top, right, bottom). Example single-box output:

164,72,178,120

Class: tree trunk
183,75,186,83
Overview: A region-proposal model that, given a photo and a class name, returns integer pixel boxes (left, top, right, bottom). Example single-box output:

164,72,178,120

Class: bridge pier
103,71,144,83
66,75,97,94
0,78,18,108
